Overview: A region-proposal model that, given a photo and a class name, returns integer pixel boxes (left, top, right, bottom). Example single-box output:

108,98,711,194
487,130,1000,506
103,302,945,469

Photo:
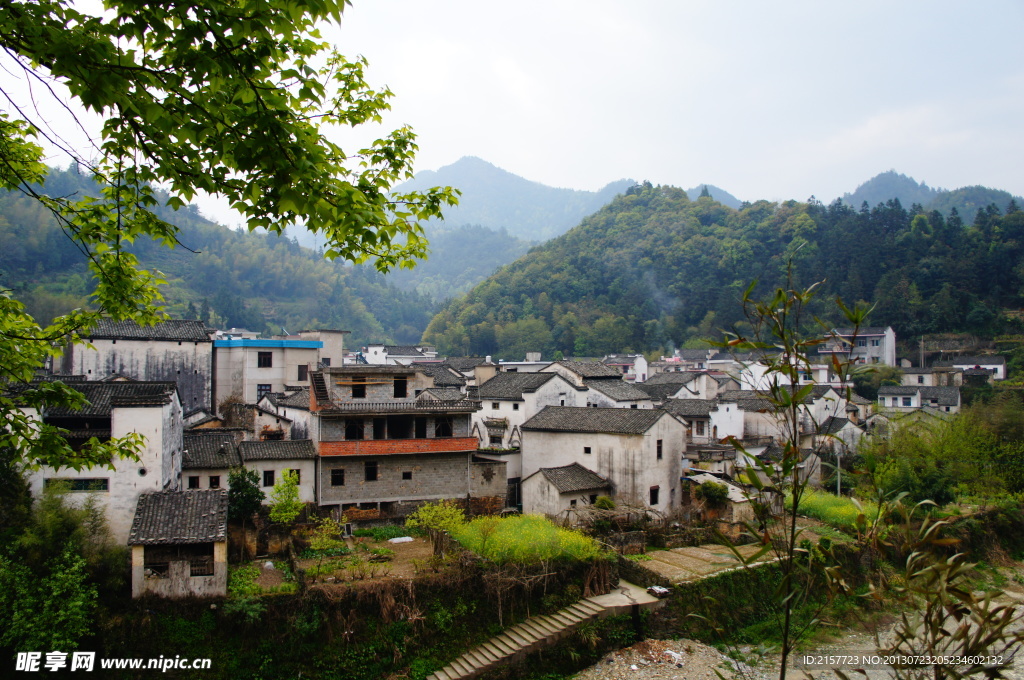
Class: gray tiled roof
478,372,559,399
818,416,855,436
238,439,317,461
662,399,717,417
551,360,621,379
443,357,489,372
831,327,891,336
278,388,311,409
585,379,651,402
43,381,177,416
182,434,241,469
386,345,426,356
877,386,960,405
419,388,467,401
128,490,228,545
635,383,687,401
416,363,467,387
644,370,701,385
87,319,211,342
522,406,667,435
537,463,610,494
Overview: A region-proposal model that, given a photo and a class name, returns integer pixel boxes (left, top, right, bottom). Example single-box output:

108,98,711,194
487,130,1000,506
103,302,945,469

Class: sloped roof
877,386,962,407
416,363,467,387
182,434,241,469
478,372,559,399
128,490,228,545
535,463,610,494
44,381,178,417
644,371,701,385
635,383,688,401
278,388,311,409
522,406,667,435
662,398,717,417
87,318,211,342
386,345,425,356
238,439,317,461
443,357,489,372
585,379,651,402
684,472,749,504
818,416,856,436
419,388,467,401
551,360,621,379
831,327,891,336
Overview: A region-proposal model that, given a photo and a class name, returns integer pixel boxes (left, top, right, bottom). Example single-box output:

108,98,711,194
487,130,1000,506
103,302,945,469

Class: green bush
453,514,602,563
352,525,409,541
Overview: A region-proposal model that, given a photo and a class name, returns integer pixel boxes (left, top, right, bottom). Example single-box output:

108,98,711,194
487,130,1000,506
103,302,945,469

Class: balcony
316,400,479,415
319,437,480,456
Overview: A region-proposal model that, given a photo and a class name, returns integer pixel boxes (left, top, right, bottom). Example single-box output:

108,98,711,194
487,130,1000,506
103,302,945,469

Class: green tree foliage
227,468,265,522
693,480,729,508
268,470,303,524
0,0,456,470
424,183,1024,358
404,500,466,535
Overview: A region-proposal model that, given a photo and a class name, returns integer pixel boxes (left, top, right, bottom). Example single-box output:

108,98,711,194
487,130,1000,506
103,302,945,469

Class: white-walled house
932,356,1006,381
521,463,612,517
181,433,241,492
602,354,649,382
473,372,585,453
520,406,685,513
258,388,313,440
819,326,897,366
541,360,622,386
877,386,961,414
61,319,213,414
26,381,183,544
583,379,654,409
239,440,319,504
213,337,322,408
363,344,439,365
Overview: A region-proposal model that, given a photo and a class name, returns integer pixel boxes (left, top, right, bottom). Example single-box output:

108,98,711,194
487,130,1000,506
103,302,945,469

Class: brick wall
319,452,474,504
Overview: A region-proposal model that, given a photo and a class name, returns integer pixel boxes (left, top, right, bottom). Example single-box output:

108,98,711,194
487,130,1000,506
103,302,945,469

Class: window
188,476,200,489
351,376,366,399
364,461,378,482
373,417,386,440
345,419,364,440
257,351,273,368
434,416,453,438
559,394,566,406
402,471,412,481
321,357,331,366
695,421,705,436
489,436,502,446
583,446,592,454
871,339,880,347
298,365,308,382
856,339,867,347
209,475,221,489
492,402,500,410
257,384,272,401
415,417,427,438
46,478,109,492
630,404,638,409
289,469,301,485
589,494,598,504
263,470,275,487
394,375,408,398
918,375,924,384
649,486,660,506
570,499,577,508
512,403,519,411
903,397,912,406
331,469,345,486
656,439,663,460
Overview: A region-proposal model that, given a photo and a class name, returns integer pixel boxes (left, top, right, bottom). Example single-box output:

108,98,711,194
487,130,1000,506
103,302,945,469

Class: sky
12,0,1024,226
319,0,1024,208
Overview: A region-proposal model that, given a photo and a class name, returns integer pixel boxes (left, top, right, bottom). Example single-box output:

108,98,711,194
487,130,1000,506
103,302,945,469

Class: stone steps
426,580,662,680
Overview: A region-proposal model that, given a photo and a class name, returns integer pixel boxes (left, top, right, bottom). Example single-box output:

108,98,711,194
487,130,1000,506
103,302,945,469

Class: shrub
788,488,879,532
268,470,303,524
594,496,616,510
453,514,602,563
405,500,466,534
352,525,409,541
694,480,730,507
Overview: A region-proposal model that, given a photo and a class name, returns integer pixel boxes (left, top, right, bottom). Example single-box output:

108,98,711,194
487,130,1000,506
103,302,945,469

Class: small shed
128,489,228,598
521,462,612,517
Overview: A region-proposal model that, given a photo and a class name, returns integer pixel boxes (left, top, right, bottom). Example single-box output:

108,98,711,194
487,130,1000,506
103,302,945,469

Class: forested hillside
0,166,437,345
423,182,1024,359
842,171,1022,224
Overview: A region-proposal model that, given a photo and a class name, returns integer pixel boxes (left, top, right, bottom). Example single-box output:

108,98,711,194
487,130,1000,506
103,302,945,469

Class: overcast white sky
16,1,1024,225
323,0,1024,206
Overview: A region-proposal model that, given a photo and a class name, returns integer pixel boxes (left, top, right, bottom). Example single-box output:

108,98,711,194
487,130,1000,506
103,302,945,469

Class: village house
472,372,585,450
24,380,183,544
309,365,505,520
877,385,961,413
932,355,1007,381
818,326,897,366
213,335,320,408
363,344,439,365
520,462,612,517
128,489,228,598
901,366,962,387
181,433,241,491
60,319,214,415
650,349,716,374
519,406,685,514
582,379,654,409
239,440,319,504
679,471,754,526
602,354,649,382
257,388,313,439
541,359,621,386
